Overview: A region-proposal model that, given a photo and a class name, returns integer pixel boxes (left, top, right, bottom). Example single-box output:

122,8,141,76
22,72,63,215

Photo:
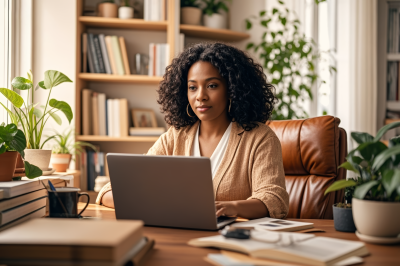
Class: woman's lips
197,106,211,112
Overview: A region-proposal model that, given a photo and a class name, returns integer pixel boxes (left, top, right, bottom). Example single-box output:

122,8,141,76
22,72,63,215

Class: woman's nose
196,86,208,101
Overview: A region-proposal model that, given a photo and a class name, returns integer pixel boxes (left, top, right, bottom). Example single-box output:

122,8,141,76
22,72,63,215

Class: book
93,34,106,73
82,89,93,135
0,189,47,212
0,197,47,226
129,127,165,136
156,44,161,76
105,36,118,74
111,35,125,75
0,219,144,261
119,98,129,137
87,151,105,191
92,92,100,135
148,43,155,76
0,206,45,232
98,93,107,136
82,33,88,73
80,150,88,191
105,96,109,136
113,99,121,137
119,37,131,75
0,180,45,199
107,99,114,136
99,34,112,74
232,217,314,232
188,233,369,266
88,33,100,73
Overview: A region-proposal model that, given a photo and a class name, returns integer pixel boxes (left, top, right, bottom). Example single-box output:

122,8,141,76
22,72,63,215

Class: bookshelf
74,0,250,178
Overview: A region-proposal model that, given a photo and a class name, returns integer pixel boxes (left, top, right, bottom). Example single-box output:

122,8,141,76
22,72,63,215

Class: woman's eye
208,84,217,89
189,86,196,90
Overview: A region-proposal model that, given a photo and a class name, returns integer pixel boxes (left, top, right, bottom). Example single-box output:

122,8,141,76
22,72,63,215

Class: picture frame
131,108,158,128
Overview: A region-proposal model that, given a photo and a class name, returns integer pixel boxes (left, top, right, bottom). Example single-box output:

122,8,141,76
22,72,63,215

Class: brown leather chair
268,116,347,219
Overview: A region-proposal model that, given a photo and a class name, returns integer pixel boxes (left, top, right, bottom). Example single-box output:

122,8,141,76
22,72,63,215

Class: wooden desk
79,203,400,266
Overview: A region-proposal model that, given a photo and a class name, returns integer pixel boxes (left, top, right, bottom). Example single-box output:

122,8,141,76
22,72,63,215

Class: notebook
232,217,314,232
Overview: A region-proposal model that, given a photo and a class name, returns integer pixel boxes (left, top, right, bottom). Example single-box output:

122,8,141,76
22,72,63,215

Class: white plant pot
352,198,400,238
203,13,227,29
181,7,202,25
24,149,52,171
118,6,134,19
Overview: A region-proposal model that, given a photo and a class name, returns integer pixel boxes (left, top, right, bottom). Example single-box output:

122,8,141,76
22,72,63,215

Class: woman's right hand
101,190,115,209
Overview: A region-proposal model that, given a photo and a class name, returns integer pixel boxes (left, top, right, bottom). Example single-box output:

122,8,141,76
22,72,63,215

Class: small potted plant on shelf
0,123,42,181
98,0,118,18
325,122,400,244
201,0,230,29
0,70,73,175
119,0,134,19
50,128,97,173
181,0,202,25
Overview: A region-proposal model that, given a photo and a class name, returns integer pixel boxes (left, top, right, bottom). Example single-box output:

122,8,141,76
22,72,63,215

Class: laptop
107,153,236,230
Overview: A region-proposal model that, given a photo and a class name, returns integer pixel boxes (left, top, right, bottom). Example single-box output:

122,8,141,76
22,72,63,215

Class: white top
191,122,232,179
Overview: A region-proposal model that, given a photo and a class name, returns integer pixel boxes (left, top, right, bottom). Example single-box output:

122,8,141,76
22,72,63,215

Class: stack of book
144,0,168,21
82,33,131,75
80,150,106,191
0,219,154,266
148,43,170,77
0,180,48,232
82,89,129,137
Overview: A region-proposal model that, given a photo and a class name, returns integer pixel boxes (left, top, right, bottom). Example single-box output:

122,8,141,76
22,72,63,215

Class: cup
135,53,149,75
48,188,90,218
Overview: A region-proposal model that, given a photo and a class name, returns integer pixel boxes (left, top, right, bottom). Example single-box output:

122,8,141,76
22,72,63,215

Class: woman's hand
215,201,238,217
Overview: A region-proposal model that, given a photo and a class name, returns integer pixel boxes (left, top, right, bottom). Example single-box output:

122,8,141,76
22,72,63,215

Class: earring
187,103,194,117
228,99,232,113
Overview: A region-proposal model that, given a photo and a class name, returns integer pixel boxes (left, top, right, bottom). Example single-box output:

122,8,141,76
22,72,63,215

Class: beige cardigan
96,121,289,218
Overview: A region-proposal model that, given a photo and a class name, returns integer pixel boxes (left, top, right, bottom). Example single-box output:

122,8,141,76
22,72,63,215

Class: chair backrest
268,116,347,219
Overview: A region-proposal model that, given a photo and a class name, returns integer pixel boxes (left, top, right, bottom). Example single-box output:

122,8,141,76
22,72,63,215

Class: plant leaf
24,161,43,179
8,129,26,158
372,145,400,171
382,169,400,197
11,77,32,90
38,81,47,89
357,141,387,162
49,99,73,123
338,161,359,174
354,181,379,199
0,123,18,142
324,179,357,196
351,132,374,144
374,121,400,142
33,107,43,119
0,143,6,154
44,70,72,90
0,88,24,108
246,19,252,30
48,110,62,125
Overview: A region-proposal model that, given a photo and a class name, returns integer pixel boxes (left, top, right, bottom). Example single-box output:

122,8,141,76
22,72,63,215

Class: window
0,0,11,125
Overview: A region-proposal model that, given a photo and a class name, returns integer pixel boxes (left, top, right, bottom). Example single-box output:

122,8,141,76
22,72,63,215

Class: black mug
48,188,90,218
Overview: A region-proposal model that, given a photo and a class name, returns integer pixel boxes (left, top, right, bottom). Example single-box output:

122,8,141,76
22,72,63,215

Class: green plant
121,0,130,7
201,0,230,16
51,128,96,158
325,122,400,202
245,1,334,120
0,70,73,150
181,0,200,8
0,123,42,178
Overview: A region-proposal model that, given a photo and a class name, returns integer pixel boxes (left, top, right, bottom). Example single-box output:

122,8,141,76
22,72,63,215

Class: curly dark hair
157,42,276,131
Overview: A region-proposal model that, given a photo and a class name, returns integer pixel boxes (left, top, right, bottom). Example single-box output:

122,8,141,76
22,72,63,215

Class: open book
232,217,314,232
188,231,369,266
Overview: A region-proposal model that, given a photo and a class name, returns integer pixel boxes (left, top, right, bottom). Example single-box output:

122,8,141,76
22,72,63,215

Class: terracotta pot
50,154,72,173
181,7,202,25
15,153,24,168
203,13,227,29
352,198,400,238
0,151,18,182
24,149,52,171
98,2,118,18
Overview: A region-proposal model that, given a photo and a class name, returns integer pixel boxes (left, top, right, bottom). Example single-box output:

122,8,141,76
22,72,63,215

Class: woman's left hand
215,201,238,217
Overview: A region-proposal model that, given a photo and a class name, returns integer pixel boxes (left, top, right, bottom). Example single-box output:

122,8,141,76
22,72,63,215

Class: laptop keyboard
217,216,234,224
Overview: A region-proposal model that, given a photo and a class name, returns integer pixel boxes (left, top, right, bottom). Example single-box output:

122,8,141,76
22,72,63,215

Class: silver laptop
107,153,236,230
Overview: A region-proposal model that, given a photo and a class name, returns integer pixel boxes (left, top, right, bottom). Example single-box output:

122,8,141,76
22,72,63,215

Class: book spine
88,33,100,73
93,34,106,73
82,89,93,135
105,97,109,136
82,33,88,73
107,99,114,137
113,99,121,137
99,34,112,74
105,36,118,75
148,43,154,76
80,150,87,191
119,98,129,137
119,37,131,75
156,44,161,77
92,92,100,135
98,93,106,136
111,36,125,75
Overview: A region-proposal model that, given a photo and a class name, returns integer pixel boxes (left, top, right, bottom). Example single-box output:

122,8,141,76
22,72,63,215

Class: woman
97,42,289,219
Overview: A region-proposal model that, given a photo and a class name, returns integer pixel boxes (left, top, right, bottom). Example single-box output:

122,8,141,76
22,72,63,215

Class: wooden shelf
180,24,250,42
79,16,167,31
76,135,159,142
78,73,163,84
387,53,400,61
385,119,400,125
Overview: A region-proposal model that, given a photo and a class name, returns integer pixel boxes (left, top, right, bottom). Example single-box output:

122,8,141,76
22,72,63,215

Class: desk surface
79,203,400,266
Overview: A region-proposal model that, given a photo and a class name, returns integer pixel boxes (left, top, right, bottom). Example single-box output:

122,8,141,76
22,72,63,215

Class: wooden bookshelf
76,135,159,142
385,119,400,125
180,24,250,42
387,53,400,61
78,73,162,84
79,16,168,31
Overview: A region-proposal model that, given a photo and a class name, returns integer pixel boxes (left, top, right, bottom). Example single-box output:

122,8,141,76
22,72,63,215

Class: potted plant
201,0,230,29
0,70,73,173
50,128,97,172
181,0,202,25
98,0,118,18
119,0,134,19
325,122,400,243
0,123,42,181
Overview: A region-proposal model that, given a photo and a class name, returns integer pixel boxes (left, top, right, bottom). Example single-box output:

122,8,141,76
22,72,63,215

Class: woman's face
187,61,229,122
